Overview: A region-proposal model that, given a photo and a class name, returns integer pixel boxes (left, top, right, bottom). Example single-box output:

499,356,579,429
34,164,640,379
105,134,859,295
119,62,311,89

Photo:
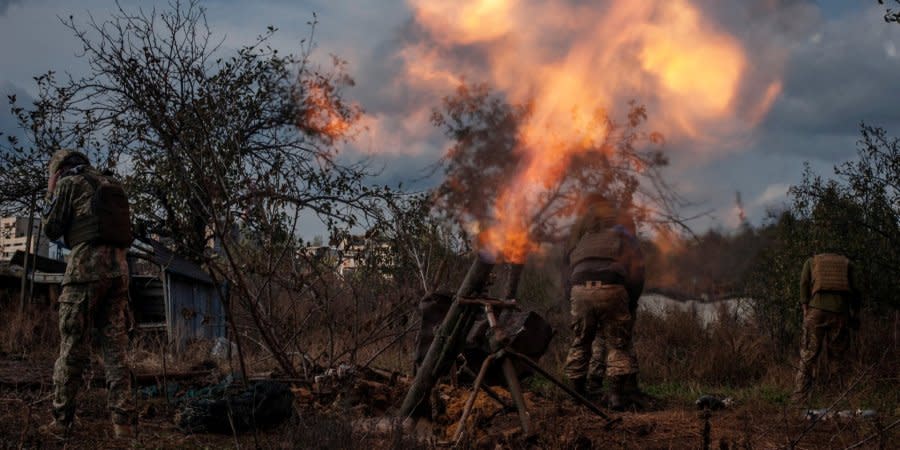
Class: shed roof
130,238,214,284
9,251,68,273
4,239,215,285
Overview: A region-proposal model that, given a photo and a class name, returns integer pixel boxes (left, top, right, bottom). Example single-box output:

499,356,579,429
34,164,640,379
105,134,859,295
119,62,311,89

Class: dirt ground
0,356,894,449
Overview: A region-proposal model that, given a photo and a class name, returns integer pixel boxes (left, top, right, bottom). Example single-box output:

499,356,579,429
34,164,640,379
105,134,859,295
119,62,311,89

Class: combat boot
587,375,604,399
113,423,134,439
606,375,627,411
621,373,648,410
39,419,71,441
571,377,587,397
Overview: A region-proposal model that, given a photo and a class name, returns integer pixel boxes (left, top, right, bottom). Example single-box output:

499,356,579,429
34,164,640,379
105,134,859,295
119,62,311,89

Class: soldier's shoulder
55,174,83,191
63,174,97,191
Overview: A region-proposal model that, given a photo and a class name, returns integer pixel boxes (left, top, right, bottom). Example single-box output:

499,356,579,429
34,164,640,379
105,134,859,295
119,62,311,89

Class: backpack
811,253,850,295
67,173,134,248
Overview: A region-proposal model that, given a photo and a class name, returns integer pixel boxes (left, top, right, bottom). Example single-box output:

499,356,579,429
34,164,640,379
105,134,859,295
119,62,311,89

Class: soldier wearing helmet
563,193,645,410
40,149,135,440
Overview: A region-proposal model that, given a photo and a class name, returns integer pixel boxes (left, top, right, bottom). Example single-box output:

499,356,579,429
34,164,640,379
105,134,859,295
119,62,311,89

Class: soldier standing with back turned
792,251,861,404
39,149,135,440
563,194,645,411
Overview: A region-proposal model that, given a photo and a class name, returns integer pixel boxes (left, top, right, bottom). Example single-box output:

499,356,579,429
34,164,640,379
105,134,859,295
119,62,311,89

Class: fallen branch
842,418,900,450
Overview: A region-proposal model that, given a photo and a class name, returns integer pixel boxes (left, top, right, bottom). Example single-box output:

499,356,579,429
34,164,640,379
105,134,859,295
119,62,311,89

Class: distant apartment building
0,216,49,260
336,235,394,276
300,235,395,277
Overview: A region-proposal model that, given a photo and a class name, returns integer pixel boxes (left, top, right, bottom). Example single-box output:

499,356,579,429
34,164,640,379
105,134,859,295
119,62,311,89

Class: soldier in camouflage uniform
792,252,861,404
563,194,645,410
39,150,135,439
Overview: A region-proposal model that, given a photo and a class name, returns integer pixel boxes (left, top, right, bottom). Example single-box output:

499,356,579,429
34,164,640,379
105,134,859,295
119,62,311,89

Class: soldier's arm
621,229,645,304
799,258,812,305
562,217,585,283
631,236,645,297
561,230,575,301
564,217,584,263
561,262,572,303
42,177,75,241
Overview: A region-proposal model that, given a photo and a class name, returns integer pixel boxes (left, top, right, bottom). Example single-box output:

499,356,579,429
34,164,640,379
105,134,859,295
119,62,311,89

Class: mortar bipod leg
483,304,531,437
506,349,620,426
501,357,531,436
460,365,514,410
454,354,496,445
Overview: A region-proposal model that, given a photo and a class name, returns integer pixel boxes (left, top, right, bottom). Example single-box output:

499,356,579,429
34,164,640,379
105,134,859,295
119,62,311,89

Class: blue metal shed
129,238,226,349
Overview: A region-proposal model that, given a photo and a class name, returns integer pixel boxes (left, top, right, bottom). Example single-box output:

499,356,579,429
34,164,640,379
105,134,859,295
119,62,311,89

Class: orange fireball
403,0,784,262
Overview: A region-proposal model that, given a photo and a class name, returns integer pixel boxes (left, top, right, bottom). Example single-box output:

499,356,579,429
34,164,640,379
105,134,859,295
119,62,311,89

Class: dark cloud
671,148,841,230
1,0,895,231
0,0,23,16
372,153,444,190
759,5,900,156
348,15,497,116
604,1,896,227
347,18,421,115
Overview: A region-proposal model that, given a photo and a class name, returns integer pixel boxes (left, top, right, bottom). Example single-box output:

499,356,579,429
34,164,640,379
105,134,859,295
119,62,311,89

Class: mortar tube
398,252,495,420
503,263,524,300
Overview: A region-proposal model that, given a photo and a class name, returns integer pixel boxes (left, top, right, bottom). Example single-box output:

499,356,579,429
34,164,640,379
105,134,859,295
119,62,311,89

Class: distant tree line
640,123,899,348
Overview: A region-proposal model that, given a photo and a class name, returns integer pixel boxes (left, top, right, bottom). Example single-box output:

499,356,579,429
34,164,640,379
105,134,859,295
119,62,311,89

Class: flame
412,0,518,45
638,2,744,116
648,226,687,288
299,82,357,142
403,0,784,262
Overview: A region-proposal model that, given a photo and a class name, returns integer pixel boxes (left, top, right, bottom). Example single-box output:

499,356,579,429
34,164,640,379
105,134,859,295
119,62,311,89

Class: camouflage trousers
792,307,850,403
52,276,134,425
564,283,638,383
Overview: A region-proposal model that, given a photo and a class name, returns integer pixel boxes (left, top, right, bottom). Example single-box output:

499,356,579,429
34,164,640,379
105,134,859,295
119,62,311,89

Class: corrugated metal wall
166,273,225,348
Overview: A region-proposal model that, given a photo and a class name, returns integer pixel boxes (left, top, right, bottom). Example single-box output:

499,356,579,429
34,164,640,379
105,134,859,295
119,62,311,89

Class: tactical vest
67,173,134,248
569,228,622,266
811,253,850,295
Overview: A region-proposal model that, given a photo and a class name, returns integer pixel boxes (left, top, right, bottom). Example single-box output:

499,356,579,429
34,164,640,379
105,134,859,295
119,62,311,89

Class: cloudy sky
1,0,899,235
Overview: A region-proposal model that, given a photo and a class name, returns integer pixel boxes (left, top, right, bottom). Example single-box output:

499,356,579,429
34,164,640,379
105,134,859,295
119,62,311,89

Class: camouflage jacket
43,166,129,285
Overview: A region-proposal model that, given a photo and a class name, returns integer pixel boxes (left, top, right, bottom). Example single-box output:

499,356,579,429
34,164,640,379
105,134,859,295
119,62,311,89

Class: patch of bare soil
0,355,894,449
431,383,893,449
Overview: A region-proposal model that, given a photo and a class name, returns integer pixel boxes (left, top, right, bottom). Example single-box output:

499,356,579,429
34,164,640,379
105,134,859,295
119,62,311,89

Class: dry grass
635,307,773,387
1,288,897,448
0,305,58,358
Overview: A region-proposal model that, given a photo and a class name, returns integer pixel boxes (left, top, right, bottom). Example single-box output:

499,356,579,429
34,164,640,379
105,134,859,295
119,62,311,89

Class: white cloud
752,183,790,207
885,40,897,59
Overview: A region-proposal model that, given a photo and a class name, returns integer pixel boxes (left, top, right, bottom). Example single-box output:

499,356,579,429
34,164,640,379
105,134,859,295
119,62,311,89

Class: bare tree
0,0,400,377
878,0,900,23
431,82,686,248
0,0,388,261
